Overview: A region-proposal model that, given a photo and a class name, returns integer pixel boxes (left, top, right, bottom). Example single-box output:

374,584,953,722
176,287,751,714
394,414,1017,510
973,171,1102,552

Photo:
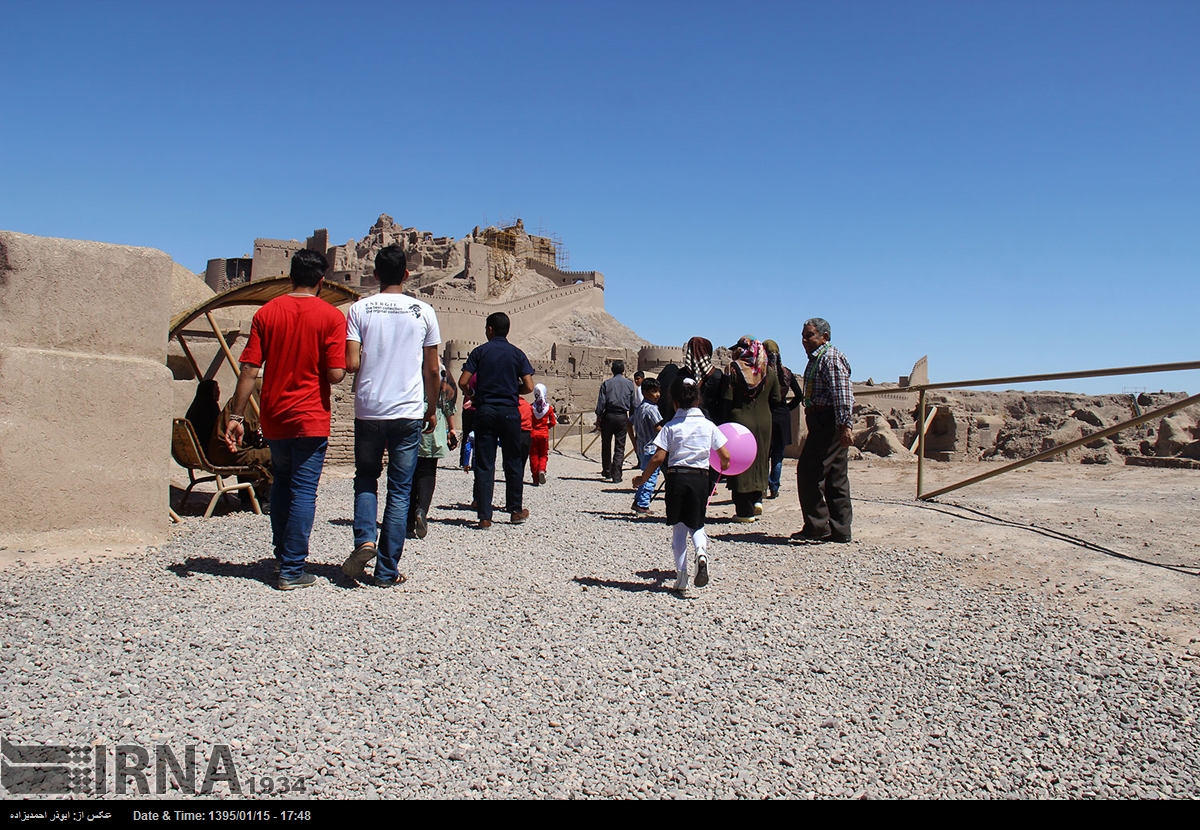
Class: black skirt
665,467,711,530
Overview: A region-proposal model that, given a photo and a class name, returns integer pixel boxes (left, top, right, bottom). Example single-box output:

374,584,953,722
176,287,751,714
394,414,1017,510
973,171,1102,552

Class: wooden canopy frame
169,277,361,415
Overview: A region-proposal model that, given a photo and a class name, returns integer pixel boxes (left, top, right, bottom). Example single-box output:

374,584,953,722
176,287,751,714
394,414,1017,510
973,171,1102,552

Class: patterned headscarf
532,383,550,419
763,339,794,393
730,337,768,397
682,337,713,378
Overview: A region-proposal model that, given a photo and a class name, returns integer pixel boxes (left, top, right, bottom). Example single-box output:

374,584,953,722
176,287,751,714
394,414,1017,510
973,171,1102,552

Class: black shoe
413,507,428,539
791,528,831,543
278,573,317,591
829,533,853,543
767,489,779,500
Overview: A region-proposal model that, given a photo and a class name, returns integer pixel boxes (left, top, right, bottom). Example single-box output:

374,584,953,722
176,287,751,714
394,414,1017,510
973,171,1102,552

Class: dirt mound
855,389,1200,465
170,262,214,316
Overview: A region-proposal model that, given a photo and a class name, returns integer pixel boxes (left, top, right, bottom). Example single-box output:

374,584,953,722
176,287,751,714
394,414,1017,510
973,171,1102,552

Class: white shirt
653,408,727,469
346,293,440,420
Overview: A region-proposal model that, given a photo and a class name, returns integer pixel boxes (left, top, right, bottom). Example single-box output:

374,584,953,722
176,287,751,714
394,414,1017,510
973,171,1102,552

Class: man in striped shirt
794,317,855,543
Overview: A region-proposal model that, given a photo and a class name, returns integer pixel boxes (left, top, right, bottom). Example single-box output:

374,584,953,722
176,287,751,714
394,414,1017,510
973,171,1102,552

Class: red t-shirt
518,397,533,432
238,295,347,440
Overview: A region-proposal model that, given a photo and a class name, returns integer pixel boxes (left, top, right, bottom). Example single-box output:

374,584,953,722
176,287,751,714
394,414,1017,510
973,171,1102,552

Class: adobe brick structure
1,231,173,547
201,215,678,463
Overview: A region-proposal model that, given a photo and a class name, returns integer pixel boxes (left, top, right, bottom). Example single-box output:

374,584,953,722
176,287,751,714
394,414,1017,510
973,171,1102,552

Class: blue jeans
267,437,329,582
472,404,523,521
769,456,784,494
634,447,659,509
353,418,422,582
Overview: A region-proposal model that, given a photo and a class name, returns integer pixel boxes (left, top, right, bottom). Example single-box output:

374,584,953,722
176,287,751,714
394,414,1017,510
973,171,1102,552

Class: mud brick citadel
196,215,680,463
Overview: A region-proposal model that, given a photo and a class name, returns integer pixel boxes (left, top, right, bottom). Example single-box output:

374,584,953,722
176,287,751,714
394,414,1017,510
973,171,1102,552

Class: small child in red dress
529,383,557,485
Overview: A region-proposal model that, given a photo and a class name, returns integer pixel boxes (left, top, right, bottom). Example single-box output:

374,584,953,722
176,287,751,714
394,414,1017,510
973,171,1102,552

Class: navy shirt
462,337,534,408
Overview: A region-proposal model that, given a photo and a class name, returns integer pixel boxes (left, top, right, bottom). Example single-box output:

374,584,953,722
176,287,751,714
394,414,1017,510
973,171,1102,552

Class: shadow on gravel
580,510,654,523
438,517,487,528
170,486,256,518
168,557,359,590
708,530,793,545
573,569,682,595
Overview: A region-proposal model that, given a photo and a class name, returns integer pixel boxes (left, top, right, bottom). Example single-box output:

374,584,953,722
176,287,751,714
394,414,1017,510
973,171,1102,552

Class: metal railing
855,360,1200,500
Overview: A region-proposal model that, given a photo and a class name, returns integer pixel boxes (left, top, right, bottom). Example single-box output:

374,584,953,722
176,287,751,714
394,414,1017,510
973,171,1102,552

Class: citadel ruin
1,215,1197,549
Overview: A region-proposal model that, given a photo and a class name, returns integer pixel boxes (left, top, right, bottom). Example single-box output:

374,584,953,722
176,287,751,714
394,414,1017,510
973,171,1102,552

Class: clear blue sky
3,1,1196,394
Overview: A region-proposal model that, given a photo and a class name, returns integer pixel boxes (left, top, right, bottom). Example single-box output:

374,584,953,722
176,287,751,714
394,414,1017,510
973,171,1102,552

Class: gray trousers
797,407,852,539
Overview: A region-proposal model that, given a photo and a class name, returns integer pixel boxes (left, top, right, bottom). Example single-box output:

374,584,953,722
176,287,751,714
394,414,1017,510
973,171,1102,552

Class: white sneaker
674,569,689,592
733,515,757,523
754,502,763,516
694,555,709,588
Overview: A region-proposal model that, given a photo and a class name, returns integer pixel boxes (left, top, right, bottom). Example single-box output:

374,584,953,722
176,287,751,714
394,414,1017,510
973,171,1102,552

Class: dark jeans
353,418,422,582
797,407,853,539
407,457,438,531
473,404,523,521
600,411,629,481
267,437,328,581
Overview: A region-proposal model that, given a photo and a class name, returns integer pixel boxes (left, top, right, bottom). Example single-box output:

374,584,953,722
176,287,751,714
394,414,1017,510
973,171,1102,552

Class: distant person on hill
595,359,636,482
459,312,535,529
224,249,347,591
632,376,730,594
793,317,854,544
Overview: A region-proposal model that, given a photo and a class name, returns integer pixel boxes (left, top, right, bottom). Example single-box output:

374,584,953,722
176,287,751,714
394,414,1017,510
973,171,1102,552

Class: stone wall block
0,231,171,362
0,346,172,542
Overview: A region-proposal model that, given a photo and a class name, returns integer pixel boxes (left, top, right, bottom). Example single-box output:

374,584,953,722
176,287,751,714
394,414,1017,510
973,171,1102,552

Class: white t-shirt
346,293,441,420
653,408,727,468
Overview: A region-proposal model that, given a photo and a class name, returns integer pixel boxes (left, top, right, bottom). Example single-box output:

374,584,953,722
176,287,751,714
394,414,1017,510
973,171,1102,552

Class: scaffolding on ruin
477,216,569,270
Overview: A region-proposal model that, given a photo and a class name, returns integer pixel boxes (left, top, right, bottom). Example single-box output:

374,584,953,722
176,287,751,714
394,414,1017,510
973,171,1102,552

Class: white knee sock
672,523,689,576
692,526,708,560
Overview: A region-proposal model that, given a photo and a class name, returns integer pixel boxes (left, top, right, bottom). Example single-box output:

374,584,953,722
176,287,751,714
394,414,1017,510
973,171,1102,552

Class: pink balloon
710,422,757,477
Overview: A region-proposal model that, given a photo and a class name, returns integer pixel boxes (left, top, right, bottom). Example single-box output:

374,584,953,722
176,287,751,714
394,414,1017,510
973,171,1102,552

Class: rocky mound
854,390,1200,465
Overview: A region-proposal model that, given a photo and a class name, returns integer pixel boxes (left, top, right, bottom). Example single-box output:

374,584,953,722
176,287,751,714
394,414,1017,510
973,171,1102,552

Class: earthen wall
0,231,173,546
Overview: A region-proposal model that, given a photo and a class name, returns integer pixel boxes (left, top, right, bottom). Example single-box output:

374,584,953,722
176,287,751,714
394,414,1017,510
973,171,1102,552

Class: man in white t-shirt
341,245,441,587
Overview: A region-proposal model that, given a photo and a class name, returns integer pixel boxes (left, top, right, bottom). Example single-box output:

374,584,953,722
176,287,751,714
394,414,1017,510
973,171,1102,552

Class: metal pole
206,312,259,417
909,405,938,453
919,390,1200,501
917,389,926,499
856,359,1200,397
175,333,203,380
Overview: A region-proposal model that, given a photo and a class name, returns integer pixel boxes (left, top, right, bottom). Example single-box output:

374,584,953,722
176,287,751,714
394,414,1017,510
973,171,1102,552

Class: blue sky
3,1,1196,394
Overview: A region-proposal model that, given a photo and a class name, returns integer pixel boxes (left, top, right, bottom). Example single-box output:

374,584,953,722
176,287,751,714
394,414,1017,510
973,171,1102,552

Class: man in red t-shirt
225,249,347,590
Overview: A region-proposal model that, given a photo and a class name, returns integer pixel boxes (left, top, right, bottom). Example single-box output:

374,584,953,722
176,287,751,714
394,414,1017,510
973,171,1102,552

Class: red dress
529,405,557,480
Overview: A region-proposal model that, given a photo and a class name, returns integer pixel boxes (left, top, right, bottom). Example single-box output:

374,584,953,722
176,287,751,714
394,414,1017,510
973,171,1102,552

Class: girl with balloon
632,376,744,594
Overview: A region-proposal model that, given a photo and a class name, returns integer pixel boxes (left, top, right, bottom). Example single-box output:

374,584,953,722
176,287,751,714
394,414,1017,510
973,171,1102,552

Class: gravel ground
3,453,1198,799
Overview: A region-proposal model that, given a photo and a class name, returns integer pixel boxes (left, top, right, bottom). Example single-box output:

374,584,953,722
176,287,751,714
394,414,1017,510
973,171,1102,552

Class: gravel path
3,454,1198,799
